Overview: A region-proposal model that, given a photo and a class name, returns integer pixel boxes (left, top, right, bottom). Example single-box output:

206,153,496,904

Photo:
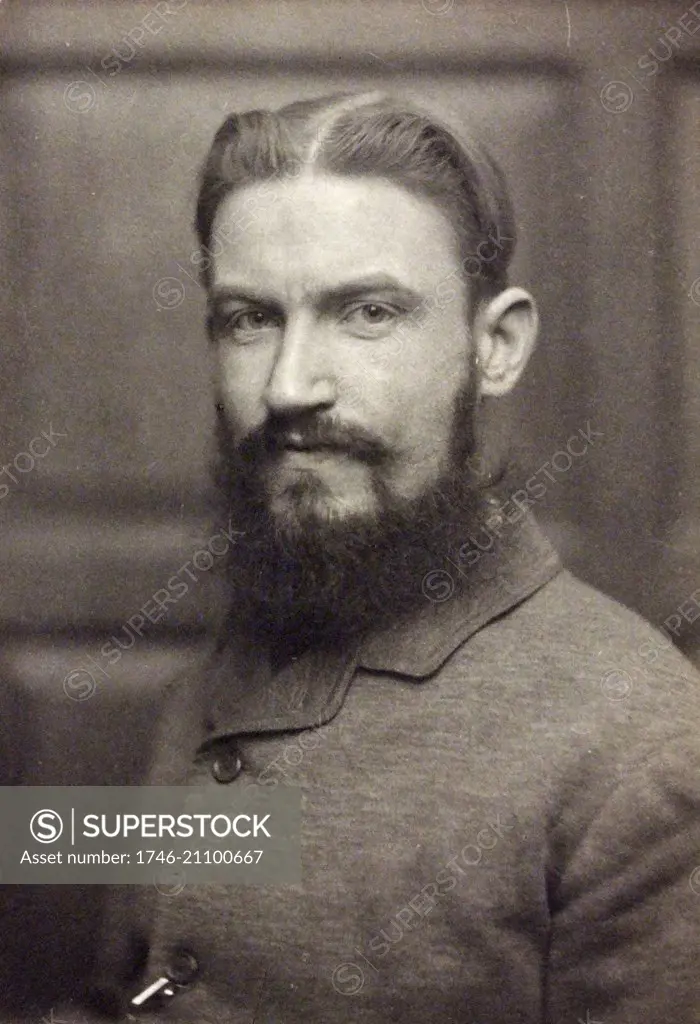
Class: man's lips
269,432,351,455
255,424,386,465
281,440,345,453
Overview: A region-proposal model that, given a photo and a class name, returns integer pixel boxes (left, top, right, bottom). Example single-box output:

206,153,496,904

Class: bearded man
67,91,700,1022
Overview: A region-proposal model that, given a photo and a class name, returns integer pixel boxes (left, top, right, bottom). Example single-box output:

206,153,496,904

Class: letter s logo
30,809,64,843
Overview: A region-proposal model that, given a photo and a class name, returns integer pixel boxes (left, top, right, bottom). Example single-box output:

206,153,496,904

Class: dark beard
214,375,491,657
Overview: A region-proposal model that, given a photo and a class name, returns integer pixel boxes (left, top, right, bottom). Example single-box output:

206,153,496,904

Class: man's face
208,173,473,531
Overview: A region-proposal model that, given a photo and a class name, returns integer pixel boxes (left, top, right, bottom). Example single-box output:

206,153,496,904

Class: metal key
130,976,176,1007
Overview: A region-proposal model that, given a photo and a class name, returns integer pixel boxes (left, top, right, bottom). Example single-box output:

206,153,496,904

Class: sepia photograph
0,1,699,1020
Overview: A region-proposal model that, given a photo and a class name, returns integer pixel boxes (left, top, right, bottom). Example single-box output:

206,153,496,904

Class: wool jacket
55,512,700,1022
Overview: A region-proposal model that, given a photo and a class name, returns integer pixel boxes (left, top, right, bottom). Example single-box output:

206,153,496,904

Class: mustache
238,413,388,465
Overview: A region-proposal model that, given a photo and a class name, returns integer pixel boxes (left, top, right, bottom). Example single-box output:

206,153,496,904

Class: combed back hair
194,91,516,304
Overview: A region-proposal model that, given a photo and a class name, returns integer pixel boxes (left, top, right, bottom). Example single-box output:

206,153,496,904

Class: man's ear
473,287,538,397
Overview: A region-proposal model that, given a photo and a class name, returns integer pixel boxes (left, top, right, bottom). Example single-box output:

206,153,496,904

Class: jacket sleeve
77,664,208,1019
545,729,700,1023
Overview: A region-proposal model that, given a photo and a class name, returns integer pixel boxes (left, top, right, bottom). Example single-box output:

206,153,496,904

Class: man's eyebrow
208,286,283,313
208,274,425,311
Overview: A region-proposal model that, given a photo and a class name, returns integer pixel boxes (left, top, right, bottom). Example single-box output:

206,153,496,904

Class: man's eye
341,303,400,335
218,309,280,342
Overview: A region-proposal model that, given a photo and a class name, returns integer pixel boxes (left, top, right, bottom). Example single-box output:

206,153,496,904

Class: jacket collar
357,508,560,676
201,507,562,742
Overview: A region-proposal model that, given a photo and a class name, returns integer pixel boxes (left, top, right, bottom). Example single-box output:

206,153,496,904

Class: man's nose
262,316,336,416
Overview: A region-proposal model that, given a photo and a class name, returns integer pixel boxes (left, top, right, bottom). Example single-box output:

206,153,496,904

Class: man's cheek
218,390,261,447
219,342,272,397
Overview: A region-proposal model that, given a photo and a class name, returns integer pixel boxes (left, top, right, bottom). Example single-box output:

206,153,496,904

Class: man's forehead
209,173,462,298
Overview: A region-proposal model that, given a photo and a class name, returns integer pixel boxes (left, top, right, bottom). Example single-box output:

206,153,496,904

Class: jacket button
211,746,242,783
167,948,199,986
